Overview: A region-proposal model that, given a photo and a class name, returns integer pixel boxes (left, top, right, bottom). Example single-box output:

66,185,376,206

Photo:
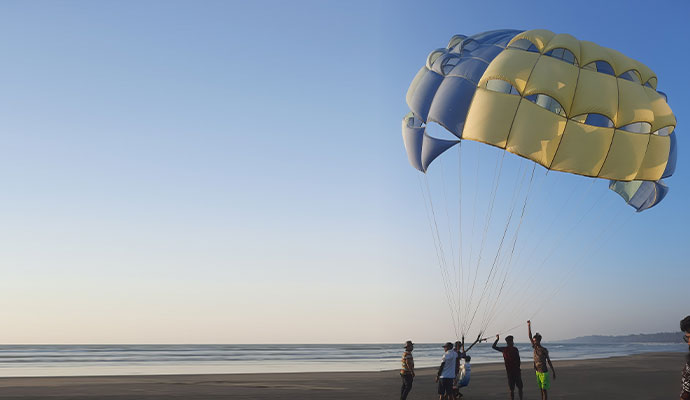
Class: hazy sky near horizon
0,0,687,344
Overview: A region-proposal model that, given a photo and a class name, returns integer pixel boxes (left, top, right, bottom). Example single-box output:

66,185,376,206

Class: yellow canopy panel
465,29,675,181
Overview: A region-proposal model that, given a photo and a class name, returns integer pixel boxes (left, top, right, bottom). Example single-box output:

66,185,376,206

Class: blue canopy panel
402,113,460,172
403,29,522,172
402,112,425,171
608,180,669,212
662,131,677,178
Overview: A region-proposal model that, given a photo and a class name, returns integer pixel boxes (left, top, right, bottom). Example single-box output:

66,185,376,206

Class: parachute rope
493,175,611,335
438,160,461,332
503,177,597,300
465,149,506,334
510,175,580,272
526,206,634,324
418,175,461,337
465,144,483,334
456,143,465,336
472,157,532,334
497,180,607,322
481,162,537,333
484,166,553,336
465,149,516,334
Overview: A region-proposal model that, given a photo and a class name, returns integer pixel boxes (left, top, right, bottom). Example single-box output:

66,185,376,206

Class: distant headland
563,332,683,343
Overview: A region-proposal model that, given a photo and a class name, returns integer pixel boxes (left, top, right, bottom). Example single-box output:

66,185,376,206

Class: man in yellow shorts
528,320,556,400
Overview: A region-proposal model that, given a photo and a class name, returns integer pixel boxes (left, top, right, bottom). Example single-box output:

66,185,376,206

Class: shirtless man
527,320,556,400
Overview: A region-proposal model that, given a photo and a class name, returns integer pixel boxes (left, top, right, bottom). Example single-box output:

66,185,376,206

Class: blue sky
0,0,687,343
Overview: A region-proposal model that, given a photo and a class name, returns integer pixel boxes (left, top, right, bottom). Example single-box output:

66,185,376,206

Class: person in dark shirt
452,341,463,398
528,320,555,400
493,334,523,400
680,316,690,400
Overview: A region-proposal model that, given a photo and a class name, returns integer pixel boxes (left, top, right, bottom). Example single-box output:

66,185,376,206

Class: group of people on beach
401,320,555,400
402,314,690,399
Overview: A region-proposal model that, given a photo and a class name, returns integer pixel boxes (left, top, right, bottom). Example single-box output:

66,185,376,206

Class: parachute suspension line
485,168,559,336
497,163,544,273
439,161,458,276
463,145,484,334
492,166,550,291
481,162,538,334
416,174,459,335
487,164,551,333
438,159,461,332
465,150,507,334
506,169,560,259
499,180,607,324
476,176,524,334
456,143,465,336
474,158,527,333
466,144,483,325
504,176,597,302
424,173,463,325
474,157,530,334
530,179,603,275
464,148,498,333
468,150,522,340
424,173,467,332
528,203,634,321
417,175,461,337
488,171,584,335
497,320,529,337
509,173,579,274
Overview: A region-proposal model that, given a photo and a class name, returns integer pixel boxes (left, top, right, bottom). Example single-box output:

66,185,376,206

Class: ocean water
0,343,685,377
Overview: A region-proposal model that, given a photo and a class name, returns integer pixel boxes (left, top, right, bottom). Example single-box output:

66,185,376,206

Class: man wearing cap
528,320,556,400
493,334,523,400
436,342,458,400
400,340,415,400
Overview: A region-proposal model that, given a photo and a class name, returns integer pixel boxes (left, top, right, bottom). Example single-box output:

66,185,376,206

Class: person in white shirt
436,342,458,400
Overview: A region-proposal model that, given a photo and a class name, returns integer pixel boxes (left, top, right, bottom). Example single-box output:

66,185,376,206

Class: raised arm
527,320,534,345
465,334,482,352
492,334,502,352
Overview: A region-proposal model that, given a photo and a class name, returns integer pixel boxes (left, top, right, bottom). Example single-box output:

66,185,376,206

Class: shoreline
0,352,683,399
1,347,683,379
0,342,684,378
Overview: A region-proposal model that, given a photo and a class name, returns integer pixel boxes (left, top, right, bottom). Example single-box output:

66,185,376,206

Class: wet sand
0,352,683,399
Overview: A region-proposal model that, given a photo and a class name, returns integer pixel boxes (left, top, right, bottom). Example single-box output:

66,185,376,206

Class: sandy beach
0,352,681,399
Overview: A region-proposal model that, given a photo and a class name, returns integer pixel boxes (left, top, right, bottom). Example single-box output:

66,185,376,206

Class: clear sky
0,0,687,344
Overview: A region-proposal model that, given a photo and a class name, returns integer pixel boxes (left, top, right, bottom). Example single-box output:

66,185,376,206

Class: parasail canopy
403,29,677,212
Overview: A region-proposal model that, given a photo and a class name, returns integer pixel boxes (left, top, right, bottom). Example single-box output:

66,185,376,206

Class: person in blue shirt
453,335,484,398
